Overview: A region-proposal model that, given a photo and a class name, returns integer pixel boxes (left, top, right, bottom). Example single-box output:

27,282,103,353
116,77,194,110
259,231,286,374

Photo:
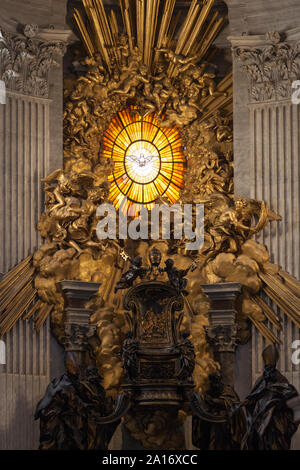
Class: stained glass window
101,107,186,214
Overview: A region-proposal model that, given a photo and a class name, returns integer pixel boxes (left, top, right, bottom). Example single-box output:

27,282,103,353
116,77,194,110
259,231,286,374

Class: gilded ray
74,0,226,73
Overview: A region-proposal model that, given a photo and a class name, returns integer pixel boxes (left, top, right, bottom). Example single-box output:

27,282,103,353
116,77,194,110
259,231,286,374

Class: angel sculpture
110,65,149,99
205,194,281,255
81,53,106,82
175,331,195,382
235,197,281,235
141,83,163,116
114,256,149,293
157,48,198,75
239,345,299,450
203,111,233,143
139,76,176,118
115,34,130,66
162,258,197,295
159,97,202,128
118,46,143,83
137,79,164,117
40,170,108,254
41,169,95,213
191,65,227,98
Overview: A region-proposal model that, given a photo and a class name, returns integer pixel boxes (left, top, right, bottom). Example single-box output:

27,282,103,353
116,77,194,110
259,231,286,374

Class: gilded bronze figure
114,256,149,293
192,372,246,450
240,345,299,450
35,353,119,450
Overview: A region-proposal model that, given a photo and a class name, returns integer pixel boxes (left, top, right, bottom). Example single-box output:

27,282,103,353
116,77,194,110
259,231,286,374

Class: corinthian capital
231,30,300,103
0,25,67,97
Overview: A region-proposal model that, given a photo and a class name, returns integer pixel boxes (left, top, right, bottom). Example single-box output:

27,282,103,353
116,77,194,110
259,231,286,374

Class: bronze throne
97,279,225,426
34,253,226,450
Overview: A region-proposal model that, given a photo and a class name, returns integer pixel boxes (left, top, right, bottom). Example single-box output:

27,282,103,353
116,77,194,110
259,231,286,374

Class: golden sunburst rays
74,0,225,72
199,72,233,122
0,255,53,336
101,106,186,214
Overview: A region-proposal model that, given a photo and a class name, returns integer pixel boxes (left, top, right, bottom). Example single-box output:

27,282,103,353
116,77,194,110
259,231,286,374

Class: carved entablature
233,31,300,103
0,24,66,97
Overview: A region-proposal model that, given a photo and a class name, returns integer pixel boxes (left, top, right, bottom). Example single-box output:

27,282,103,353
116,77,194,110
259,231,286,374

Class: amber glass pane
101,106,186,214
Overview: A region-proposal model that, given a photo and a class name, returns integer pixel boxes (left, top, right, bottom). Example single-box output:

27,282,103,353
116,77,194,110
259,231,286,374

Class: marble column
231,30,300,280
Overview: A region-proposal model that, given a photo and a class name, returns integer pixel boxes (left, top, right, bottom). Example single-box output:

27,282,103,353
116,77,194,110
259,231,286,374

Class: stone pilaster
60,280,100,366
228,29,300,421
0,11,71,450
230,29,300,279
202,282,241,386
0,25,69,273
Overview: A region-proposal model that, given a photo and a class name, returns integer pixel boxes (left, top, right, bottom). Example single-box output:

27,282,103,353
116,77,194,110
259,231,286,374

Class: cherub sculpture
111,64,149,99
137,81,160,117
191,65,227,98
162,258,197,295
115,34,130,66
157,48,198,75
159,97,202,128
114,256,148,293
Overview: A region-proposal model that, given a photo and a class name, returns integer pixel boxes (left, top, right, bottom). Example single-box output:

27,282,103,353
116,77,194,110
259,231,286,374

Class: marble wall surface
0,0,68,449
227,0,300,448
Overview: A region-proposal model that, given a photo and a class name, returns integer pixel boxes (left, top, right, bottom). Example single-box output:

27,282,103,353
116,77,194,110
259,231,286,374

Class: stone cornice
228,26,300,48
0,24,70,98
229,29,300,103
